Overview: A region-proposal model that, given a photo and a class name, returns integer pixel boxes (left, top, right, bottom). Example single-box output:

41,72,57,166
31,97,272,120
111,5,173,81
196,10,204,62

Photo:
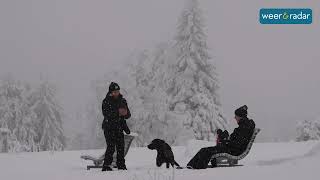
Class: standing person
186,105,255,169
101,82,131,171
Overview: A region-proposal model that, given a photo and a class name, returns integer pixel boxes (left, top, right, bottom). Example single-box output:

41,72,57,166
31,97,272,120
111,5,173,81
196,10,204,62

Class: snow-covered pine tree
0,128,10,152
119,49,161,146
0,77,22,152
0,77,23,132
80,0,229,146
167,0,228,140
12,84,39,152
0,76,38,152
125,46,194,146
30,80,65,151
296,118,320,141
83,88,105,149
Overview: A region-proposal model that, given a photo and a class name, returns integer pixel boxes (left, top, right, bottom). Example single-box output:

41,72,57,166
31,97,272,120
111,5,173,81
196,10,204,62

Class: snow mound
255,141,320,166
303,141,320,157
1,141,320,180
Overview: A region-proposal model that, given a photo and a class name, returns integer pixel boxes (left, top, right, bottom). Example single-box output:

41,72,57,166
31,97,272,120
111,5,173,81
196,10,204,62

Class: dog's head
147,139,166,150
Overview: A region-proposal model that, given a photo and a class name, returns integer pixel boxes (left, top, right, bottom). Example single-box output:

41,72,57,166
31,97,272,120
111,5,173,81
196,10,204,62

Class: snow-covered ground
0,141,319,180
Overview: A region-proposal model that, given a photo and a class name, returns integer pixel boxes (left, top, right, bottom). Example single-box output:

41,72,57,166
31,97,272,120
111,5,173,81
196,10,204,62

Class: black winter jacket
101,93,131,133
219,117,255,155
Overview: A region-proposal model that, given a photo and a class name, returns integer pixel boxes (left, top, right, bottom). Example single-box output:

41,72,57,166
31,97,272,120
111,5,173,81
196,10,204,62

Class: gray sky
0,0,319,142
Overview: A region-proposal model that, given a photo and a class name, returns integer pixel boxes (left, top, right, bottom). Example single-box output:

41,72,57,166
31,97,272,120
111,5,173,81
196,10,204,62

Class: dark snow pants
187,145,229,169
103,130,125,168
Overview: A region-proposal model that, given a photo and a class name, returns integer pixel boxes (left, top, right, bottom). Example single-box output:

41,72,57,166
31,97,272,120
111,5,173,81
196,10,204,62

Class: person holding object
101,82,131,171
186,105,255,169
119,100,131,135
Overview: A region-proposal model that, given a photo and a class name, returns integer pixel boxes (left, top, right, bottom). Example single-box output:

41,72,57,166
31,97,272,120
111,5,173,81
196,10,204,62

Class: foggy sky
0,0,319,142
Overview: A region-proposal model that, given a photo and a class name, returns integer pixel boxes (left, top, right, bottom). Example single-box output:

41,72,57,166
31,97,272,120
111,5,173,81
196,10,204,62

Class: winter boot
118,165,127,170
210,158,217,167
102,166,113,171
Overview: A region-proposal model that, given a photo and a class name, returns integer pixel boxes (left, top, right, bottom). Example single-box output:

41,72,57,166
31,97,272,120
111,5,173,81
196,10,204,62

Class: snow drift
0,141,319,180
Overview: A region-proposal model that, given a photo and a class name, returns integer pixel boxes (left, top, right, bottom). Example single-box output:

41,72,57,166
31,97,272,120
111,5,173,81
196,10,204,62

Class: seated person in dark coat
187,105,255,169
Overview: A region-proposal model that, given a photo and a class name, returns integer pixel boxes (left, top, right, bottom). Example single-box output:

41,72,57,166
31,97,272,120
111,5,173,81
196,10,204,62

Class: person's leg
187,146,225,169
115,134,126,169
197,147,218,169
187,147,212,169
210,144,229,167
103,131,116,168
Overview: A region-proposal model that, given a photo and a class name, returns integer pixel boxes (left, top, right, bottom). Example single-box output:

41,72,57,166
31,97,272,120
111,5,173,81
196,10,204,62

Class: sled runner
81,133,137,170
210,128,261,167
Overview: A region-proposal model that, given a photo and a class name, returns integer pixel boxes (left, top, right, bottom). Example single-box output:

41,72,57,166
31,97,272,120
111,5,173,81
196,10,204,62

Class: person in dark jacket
101,82,131,171
186,105,255,169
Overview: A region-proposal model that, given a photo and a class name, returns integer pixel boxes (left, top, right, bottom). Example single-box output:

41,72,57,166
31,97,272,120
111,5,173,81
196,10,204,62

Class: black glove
217,129,229,141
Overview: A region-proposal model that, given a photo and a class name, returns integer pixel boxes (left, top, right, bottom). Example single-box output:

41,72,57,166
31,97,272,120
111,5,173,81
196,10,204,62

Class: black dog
147,139,180,168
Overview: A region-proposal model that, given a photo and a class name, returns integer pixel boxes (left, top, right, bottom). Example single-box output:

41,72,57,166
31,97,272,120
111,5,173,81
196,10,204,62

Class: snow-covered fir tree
79,0,229,148
296,118,320,141
30,80,65,151
0,77,38,152
166,0,228,140
83,82,105,149
11,84,38,152
128,47,194,146
0,77,23,152
66,109,90,150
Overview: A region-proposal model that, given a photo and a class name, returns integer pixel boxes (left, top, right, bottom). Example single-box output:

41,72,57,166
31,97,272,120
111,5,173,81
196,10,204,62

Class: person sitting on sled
186,105,255,169
101,82,131,171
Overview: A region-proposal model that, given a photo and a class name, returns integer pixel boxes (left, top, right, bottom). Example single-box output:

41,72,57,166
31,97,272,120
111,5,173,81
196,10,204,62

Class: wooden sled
81,133,137,170
210,128,261,167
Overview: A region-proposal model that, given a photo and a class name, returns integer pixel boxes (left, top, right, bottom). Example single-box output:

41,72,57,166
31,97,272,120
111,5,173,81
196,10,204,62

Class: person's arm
120,99,131,119
229,127,240,141
124,105,131,119
223,130,229,138
216,129,230,144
